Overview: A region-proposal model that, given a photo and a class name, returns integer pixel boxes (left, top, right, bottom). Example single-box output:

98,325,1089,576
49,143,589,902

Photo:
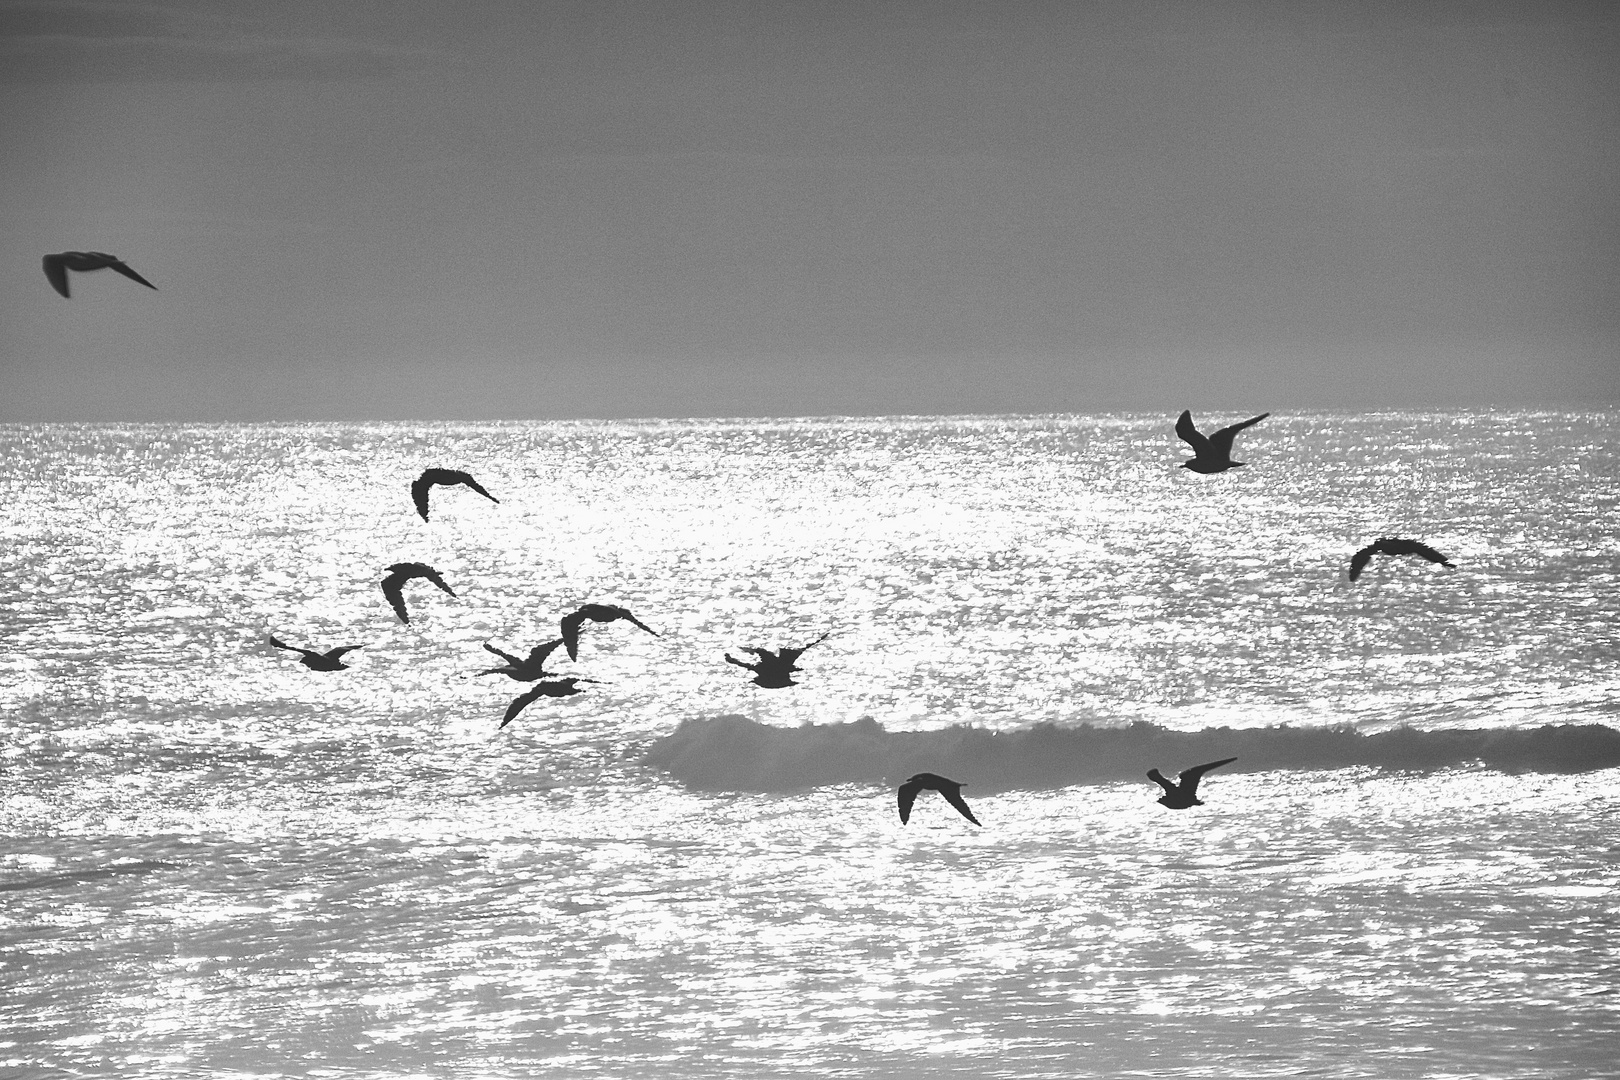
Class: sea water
1,412,1617,1078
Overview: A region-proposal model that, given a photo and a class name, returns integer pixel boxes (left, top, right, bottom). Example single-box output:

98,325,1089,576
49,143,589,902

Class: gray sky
2,0,1615,420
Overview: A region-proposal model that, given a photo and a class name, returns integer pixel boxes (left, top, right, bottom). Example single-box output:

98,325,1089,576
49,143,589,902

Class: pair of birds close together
899,756,1236,824
1176,411,1455,581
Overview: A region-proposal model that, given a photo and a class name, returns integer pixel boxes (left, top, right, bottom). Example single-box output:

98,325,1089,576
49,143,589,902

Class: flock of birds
43,251,1458,826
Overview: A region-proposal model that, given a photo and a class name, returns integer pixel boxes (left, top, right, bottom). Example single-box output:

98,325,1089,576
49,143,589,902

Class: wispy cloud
0,0,445,83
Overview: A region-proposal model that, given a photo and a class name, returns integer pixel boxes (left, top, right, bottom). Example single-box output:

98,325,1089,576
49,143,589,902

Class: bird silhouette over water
1175,410,1269,473
42,252,158,298
269,637,362,671
500,677,598,729
559,604,659,661
479,639,565,681
724,631,830,688
897,773,982,826
1146,757,1236,809
380,562,456,623
1348,537,1455,582
412,468,499,521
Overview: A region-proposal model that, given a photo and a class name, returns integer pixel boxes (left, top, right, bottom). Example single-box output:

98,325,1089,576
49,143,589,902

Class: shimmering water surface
2,413,1618,1078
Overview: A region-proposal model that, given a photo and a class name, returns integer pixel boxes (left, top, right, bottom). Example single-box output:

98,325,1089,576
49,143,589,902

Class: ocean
2,411,1617,1078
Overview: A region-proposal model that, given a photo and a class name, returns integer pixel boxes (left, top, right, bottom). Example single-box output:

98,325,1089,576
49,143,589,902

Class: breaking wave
642,715,1620,792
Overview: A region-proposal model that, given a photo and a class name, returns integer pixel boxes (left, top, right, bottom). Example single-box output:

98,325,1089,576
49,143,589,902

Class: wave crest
641,715,1620,791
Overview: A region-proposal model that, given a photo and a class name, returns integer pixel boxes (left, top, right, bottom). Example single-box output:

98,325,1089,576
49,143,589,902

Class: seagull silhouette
269,637,363,671
559,604,659,661
1175,410,1269,473
724,631,830,688
1348,537,1456,582
42,252,158,298
411,468,499,522
500,677,599,729
897,773,981,826
1146,757,1236,809
380,562,456,623
479,639,565,681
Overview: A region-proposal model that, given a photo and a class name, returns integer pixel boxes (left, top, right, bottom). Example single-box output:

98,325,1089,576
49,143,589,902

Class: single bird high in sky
41,252,157,299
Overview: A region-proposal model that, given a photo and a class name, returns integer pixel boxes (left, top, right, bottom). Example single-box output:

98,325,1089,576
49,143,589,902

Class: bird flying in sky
42,252,158,298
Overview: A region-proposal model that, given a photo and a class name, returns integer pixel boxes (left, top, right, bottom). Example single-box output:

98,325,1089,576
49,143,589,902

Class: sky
1,0,1616,421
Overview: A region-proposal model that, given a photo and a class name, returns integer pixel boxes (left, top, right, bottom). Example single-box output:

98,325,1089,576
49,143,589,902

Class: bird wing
325,646,363,660
269,636,316,659
1146,768,1179,796
527,639,565,666
1405,541,1454,567
777,632,831,666
410,474,434,520
897,779,923,824
42,255,70,298
380,574,409,622
483,642,521,665
1174,410,1210,456
619,610,658,636
560,609,587,660
1178,757,1236,795
1348,545,1375,582
500,684,545,729
941,787,982,826
724,653,757,671
1207,413,1269,457
107,259,157,290
458,473,499,503
420,567,456,597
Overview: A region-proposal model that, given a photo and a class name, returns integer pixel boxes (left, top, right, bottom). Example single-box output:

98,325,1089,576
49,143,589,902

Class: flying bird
412,468,499,521
269,637,363,671
1146,757,1236,809
500,677,598,729
559,604,659,661
380,562,456,623
42,252,158,298
479,639,566,681
1175,410,1269,473
1348,537,1456,582
724,631,830,688
897,773,981,826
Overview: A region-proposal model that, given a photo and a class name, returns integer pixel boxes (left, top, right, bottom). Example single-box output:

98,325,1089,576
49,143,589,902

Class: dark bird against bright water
479,639,565,681
1348,537,1456,582
500,677,598,729
724,631,830,688
42,251,158,298
897,773,982,826
412,468,499,521
1175,410,1269,473
560,604,659,661
1146,757,1236,809
380,562,456,623
269,637,363,671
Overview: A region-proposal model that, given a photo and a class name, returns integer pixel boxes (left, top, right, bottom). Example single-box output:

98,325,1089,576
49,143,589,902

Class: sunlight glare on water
2,413,1618,1078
